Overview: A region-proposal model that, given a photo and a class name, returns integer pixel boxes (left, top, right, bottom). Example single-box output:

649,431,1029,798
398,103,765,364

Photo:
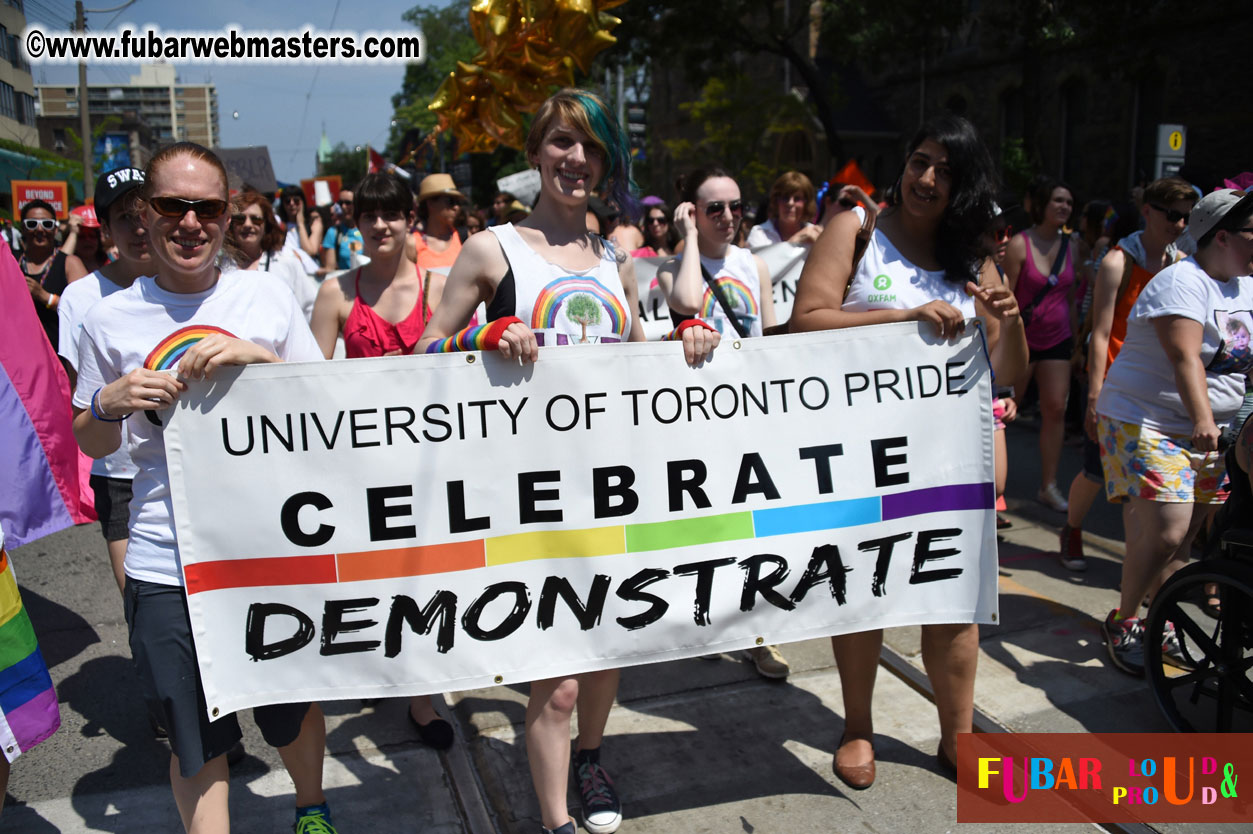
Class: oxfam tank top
842,219,974,317
697,245,764,338
487,224,631,346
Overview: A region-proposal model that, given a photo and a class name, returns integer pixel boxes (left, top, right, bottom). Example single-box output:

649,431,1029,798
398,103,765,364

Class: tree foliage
319,142,368,188
565,293,602,342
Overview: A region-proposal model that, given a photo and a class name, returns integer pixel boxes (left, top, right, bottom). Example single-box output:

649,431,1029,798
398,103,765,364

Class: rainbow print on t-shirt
701,275,759,320
144,325,237,371
530,277,627,337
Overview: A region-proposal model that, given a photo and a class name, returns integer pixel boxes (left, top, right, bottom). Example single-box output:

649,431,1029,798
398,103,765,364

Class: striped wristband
425,316,523,353
661,318,717,341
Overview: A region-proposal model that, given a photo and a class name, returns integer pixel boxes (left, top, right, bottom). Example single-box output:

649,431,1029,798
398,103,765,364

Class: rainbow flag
0,533,59,761
0,247,94,548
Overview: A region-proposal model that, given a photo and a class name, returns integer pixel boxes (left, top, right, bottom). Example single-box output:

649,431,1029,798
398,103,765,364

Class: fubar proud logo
956,733,1248,824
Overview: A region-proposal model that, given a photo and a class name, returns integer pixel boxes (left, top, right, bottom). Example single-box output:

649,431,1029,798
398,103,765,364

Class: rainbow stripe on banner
184,481,993,594
144,325,236,371
0,541,60,762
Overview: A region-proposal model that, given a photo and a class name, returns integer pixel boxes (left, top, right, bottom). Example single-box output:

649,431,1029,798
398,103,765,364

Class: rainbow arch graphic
144,325,237,371
530,277,627,336
701,276,759,319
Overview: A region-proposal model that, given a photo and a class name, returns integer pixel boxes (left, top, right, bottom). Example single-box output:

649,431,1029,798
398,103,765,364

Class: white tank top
842,216,974,317
490,223,632,346
698,244,764,337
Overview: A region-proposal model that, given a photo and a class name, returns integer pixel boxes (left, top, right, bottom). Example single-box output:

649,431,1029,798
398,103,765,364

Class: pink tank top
342,269,425,358
1013,231,1075,351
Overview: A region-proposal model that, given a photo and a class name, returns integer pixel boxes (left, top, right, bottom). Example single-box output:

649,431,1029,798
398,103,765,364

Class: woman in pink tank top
1004,179,1080,513
311,173,426,359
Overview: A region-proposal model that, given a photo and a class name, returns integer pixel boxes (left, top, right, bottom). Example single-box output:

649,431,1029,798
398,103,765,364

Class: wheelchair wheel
1145,559,1253,732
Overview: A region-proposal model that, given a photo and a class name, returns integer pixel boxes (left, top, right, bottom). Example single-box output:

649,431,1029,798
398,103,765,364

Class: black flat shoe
409,710,455,750
936,742,957,778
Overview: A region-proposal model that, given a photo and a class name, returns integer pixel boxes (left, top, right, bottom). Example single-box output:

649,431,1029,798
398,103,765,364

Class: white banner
633,241,809,339
165,324,997,717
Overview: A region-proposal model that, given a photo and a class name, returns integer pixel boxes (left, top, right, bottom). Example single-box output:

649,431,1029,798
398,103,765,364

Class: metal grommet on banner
990,613,998,623
733,340,742,350
755,636,764,645
466,354,476,364
493,675,503,684
211,707,220,717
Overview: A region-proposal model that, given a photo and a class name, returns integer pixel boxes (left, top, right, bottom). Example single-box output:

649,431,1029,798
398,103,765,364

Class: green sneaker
294,803,338,834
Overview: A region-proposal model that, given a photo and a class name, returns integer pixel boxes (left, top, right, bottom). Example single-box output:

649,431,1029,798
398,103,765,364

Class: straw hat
417,173,467,204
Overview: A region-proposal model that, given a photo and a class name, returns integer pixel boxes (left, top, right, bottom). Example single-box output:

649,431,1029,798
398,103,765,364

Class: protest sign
12,181,69,218
632,241,808,339
165,324,997,717
496,169,541,207
215,146,278,193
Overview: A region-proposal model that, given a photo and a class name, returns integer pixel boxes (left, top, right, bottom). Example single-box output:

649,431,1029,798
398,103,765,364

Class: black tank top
24,251,68,349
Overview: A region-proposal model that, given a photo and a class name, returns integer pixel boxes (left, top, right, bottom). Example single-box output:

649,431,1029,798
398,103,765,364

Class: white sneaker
1037,483,1068,513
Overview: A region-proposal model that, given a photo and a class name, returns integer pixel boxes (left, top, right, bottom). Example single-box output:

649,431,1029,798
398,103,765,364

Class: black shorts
90,475,132,542
123,578,311,778
1029,338,1073,364
1081,434,1103,483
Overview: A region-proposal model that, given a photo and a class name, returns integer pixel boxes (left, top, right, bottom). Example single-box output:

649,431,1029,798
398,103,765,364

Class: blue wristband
90,387,128,423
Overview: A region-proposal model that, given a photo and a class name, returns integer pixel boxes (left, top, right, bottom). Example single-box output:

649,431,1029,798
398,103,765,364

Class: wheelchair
1144,526,1253,732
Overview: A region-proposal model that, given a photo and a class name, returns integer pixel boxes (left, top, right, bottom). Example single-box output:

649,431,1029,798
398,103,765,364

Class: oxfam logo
872,274,892,291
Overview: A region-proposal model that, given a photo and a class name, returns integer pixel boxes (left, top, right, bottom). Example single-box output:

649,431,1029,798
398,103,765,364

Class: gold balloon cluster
429,0,627,154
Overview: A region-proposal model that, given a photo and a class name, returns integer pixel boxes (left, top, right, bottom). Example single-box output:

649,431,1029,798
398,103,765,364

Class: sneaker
1037,483,1069,513
750,644,790,680
1058,524,1087,571
1161,621,1195,670
573,748,622,834
1101,610,1145,677
541,824,576,834
294,803,337,834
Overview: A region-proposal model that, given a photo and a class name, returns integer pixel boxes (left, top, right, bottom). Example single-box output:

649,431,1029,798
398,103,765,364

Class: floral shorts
1097,416,1229,504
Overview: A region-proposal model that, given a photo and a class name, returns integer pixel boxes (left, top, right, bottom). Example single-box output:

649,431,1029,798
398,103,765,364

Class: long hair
642,202,680,252
893,115,998,283
229,189,285,254
526,88,636,212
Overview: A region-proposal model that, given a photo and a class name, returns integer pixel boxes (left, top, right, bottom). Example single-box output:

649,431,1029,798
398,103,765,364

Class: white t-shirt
72,269,324,586
257,249,318,321
842,213,974,317
746,218,817,249
283,225,321,276
698,245,765,338
1097,257,1253,434
57,270,140,480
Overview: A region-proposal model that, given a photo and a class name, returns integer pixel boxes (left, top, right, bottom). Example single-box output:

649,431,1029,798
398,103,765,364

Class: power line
289,0,341,167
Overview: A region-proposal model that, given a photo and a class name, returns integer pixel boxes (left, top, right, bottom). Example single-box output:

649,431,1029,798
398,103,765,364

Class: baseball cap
93,167,146,218
70,204,100,229
1190,188,1253,242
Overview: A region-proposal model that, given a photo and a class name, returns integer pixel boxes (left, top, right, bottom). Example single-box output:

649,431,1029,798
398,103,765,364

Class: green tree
319,143,368,188
564,294,602,343
388,0,479,159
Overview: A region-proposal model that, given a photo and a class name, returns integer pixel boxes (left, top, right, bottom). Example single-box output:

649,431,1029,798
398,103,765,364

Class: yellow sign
1168,131,1183,151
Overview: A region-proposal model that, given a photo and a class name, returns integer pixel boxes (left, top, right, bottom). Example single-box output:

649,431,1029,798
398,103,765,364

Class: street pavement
3,423,1240,833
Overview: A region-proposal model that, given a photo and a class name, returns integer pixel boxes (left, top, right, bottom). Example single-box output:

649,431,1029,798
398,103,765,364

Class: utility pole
76,1,92,196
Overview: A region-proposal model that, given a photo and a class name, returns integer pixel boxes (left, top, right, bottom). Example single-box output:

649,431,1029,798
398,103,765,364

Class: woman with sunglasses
631,202,679,258
226,188,319,320
747,171,822,248
70,143,338,834
816,181,878,228
418,88,717,834
409,173,469,319
278,185,325,276
659,167,778,340
20,199,88,351
1003,178,1081,514
790,114,1025,788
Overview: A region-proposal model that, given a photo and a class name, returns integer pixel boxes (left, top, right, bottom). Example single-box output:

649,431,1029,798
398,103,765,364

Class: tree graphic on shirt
565,293,602,343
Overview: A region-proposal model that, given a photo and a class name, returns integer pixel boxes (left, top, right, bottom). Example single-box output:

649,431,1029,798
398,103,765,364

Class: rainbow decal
144,325,237,371
530,278,627,336
701,276,759,319
0,543,60,762
184,481,994,594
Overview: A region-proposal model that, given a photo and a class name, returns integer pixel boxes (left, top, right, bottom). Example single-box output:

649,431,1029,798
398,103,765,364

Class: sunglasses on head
22,218,57,231
1149,203,1191,224
702,200,744,219
148,197,229,220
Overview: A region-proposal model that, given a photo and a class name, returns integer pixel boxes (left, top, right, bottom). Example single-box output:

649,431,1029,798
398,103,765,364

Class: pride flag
0,529,60,761
0,246,94,548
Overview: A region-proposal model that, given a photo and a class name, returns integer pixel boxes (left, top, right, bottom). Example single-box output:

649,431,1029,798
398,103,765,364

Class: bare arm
1153,315,1218,452
1085,248,1124,439
310,274,348,359
1002,233,1027,295
73,370,185,458
754,254,777,329
971,259,1026,382
661,202,705,315
297,212,323,258
64,253,88,283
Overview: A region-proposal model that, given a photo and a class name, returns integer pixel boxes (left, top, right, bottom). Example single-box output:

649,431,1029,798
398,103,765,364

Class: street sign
1154,124,1186,180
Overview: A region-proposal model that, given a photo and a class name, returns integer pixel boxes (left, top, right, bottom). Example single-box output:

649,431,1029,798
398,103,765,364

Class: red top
343,269,425,358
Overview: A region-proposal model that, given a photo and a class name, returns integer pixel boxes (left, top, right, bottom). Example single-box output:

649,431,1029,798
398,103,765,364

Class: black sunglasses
1149,203,1191,224
231,213,264,226
149,197,229,220
22,218,57,231
338,198,353,206
702,200,744,219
